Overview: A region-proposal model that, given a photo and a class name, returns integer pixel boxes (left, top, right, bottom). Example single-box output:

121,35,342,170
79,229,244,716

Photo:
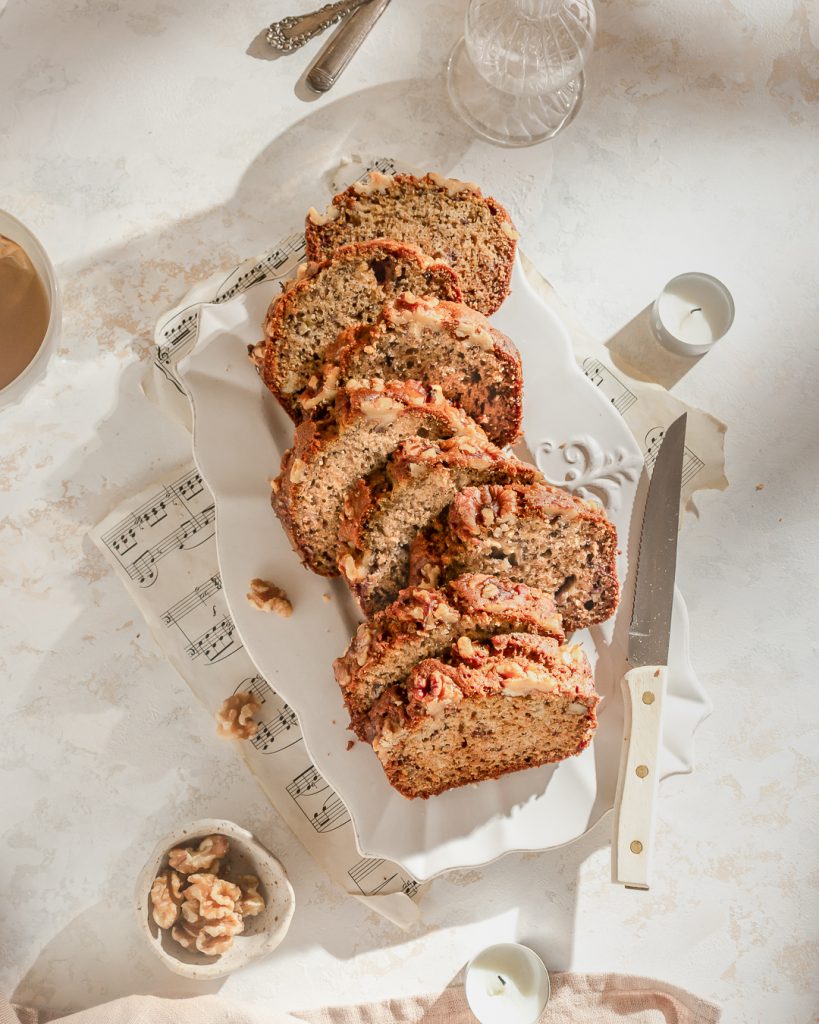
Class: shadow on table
9,63,633,1011
13,901,225,1011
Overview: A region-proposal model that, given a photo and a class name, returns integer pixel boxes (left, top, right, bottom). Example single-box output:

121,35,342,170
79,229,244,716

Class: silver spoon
267,0,372,53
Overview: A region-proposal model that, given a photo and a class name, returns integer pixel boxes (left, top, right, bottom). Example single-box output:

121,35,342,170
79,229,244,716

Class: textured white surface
0,1,817,1022
182,257,707,878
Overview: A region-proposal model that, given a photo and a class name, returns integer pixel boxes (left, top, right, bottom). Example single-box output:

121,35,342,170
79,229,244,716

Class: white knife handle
612,665,667,889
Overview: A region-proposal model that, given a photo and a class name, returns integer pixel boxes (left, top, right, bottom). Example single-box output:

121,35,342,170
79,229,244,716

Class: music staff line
100,470,215,588
348,857,420,899
644,426,704,486
161,573,222,626
581,357,638,416
154,158,397,374
232,675,304,754
286,765,350,833
155,233,309,375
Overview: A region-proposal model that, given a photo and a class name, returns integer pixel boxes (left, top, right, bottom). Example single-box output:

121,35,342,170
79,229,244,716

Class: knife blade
612,412,687,890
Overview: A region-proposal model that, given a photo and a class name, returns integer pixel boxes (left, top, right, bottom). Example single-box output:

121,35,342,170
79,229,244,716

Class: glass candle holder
651,273,735,357
447,0,596,147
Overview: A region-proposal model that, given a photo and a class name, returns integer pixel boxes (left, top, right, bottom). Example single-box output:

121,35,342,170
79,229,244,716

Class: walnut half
216,692,261,740
168,834,230,875
235,875,265,918
150,869,185,929
246,578,293,617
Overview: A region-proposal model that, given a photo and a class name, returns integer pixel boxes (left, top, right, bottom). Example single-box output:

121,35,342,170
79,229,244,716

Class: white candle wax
465,943,550,1024
651,272,734,356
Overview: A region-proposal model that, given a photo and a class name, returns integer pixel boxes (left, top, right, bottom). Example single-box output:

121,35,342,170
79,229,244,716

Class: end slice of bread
305,172,518,315
370,632,599,798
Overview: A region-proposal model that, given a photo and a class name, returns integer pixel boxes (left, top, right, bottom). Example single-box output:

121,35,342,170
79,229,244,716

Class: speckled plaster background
0,1,817,1022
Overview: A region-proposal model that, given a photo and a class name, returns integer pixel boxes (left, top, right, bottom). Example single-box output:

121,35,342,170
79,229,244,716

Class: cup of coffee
0,210,61,408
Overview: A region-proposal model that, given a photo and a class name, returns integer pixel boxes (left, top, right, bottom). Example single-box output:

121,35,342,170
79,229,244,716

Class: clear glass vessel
447,0,597,147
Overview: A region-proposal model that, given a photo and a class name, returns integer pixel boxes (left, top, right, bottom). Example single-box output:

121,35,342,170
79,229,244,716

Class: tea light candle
651,272,734,356
465,943,550,1024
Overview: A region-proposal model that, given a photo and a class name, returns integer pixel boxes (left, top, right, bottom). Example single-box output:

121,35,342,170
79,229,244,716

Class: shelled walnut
148,834,266,958
168,834,230,874
216,691,261,740
246,577,292,617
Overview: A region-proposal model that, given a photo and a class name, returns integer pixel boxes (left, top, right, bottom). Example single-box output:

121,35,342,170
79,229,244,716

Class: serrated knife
611,412,687,890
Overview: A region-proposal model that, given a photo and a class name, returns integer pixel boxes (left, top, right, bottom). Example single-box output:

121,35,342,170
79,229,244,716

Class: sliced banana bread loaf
369,633,599,799
304,172,518,315
271,380,486,577
409,483,619,632
338,436,540,616
255,239,461,417
333,573,564,741
302,293,523,446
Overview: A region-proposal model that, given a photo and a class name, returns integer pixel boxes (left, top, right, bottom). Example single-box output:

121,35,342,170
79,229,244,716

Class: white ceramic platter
179,256,710,882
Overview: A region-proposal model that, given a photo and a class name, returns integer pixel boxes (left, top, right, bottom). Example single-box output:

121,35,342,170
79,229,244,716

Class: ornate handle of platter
611,665,667,889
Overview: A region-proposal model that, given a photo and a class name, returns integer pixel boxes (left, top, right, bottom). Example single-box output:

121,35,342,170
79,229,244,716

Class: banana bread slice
271,380,487,577
302,293,523,446
333,573,565,741
338,436,540,616
304,172,518,315
409,483,619,632
255,239,461,417
369,633,599,799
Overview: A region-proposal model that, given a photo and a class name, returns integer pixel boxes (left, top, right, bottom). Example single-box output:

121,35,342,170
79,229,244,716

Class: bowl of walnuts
135,818,295,978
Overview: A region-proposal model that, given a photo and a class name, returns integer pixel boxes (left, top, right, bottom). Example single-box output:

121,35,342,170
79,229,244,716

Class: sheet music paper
97,155,725,928
90,464,422,929
519,254,727,510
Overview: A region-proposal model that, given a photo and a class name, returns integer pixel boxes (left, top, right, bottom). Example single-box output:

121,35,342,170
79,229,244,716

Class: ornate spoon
267,0,372,53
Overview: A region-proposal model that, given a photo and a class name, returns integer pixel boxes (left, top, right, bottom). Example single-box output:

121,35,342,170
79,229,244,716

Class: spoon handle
306,0,391,92
267,0,370,53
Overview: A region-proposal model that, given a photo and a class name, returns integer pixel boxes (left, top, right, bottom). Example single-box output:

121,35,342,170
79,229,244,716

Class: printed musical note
348,857,419,897
100,470,215,588
360,157,398,179
644,425,705,487
233,675,304,754
156,309,200,364
582,357,638,416
286,765,350,833
184,614,239,663
214,234,308,303
161,574,222,626
159,574,241,664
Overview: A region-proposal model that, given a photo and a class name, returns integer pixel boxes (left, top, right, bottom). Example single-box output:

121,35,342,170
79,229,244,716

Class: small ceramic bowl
135,818,295,979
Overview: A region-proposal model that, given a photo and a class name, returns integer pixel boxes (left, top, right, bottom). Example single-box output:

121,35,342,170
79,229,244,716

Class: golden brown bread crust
312,293,523,446
409,483,620,632
333,573,565,740
271,379,487,577
304,173,517,315
257,238,462,418
368,632,599,798
338,436,540,615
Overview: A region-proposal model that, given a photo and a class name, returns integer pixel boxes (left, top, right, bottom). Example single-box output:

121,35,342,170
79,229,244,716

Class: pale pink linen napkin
2,974,720,1024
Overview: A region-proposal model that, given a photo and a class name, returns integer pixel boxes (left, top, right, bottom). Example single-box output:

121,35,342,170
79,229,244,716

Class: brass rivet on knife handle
630,840,643,854
635,764,649,778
